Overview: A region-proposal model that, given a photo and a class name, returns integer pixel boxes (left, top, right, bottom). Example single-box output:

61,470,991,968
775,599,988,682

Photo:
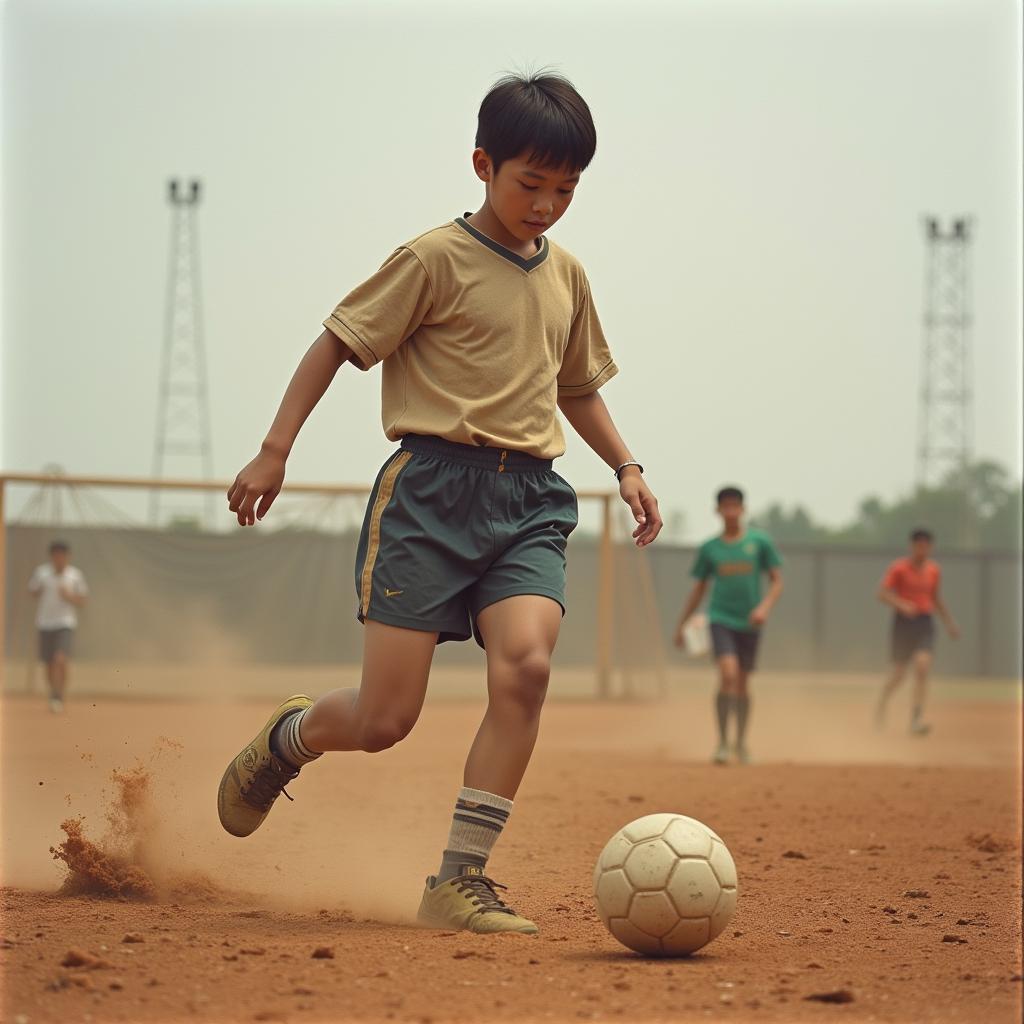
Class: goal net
2,472,667,701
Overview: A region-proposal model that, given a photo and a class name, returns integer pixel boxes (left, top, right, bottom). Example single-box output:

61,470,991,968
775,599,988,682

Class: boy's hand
227,448,286,526
947,620,961,640
619,471,662,547
897,599,917,617
749,604,769,627
673,625,686,649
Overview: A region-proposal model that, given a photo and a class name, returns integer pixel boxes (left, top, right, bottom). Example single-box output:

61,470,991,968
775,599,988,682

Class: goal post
1,471,666,698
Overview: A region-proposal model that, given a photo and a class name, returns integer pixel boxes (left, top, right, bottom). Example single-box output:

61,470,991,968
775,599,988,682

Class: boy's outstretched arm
557,391,662,547
228,329,354,526
673,579,709,647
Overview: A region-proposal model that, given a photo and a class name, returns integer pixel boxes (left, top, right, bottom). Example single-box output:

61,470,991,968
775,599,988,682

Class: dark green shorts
354,434,578,645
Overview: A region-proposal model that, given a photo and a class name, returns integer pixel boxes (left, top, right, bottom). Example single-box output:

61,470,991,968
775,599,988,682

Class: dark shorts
710,622,761,673
38,627,74,663
891,613,935,663
354,435,578,646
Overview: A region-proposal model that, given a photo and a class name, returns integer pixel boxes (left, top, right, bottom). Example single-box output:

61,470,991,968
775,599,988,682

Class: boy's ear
472,148,492,183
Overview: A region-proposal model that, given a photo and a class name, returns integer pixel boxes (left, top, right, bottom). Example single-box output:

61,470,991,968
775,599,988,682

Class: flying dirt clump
50,816,157,900
49,745,222,903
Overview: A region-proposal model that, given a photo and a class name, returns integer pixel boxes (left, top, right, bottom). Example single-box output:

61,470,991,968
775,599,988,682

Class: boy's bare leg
909,649,933,735
47,653,68,710
300,621,438,753
417,595,559,935
217,621,437,838
733,669,751,762
463,595,562,798
876,662,907,728
714,654,741,763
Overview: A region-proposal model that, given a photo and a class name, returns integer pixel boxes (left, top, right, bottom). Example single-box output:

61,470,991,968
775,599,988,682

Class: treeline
753,460,1022,550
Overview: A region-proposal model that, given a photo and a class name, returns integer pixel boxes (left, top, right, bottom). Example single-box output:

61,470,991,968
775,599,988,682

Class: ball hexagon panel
623,839,676,891
594,868,633,921
708,838,738,889
708,885,738,941
620,813,677,843
609,916,663,956
662,816,713,859
666,858,720,918
629,891,680,938
662,915,711,956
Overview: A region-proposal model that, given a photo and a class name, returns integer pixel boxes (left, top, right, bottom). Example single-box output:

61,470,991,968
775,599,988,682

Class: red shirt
882,557,941,614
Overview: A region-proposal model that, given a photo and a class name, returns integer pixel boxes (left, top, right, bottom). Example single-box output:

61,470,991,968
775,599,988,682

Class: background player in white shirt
27,540,88,712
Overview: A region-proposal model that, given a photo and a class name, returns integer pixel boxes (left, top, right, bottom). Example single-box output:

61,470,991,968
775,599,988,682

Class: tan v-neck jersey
323,217,618,459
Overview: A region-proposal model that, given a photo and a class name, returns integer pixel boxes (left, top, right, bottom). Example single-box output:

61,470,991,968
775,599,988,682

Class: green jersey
691,529,782,632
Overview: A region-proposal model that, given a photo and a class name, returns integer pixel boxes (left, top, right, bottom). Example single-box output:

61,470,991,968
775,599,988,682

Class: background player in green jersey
673,486,783,764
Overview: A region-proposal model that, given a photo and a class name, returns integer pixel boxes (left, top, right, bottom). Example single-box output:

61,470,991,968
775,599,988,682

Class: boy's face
910,538,933,561
50,548,69,572
474,150,579,243
717,499,744,529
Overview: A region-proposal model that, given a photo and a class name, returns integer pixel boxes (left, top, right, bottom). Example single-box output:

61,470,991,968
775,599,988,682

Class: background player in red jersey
875,527,960,735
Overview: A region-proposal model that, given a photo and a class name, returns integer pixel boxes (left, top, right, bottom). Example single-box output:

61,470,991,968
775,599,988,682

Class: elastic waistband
399,434,553,472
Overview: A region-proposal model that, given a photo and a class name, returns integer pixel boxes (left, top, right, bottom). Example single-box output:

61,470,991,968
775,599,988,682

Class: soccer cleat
217,694,313,837
417,866,539,935
48,697,64,714
712,744,730,765
734,744,751,765
909,719,932,737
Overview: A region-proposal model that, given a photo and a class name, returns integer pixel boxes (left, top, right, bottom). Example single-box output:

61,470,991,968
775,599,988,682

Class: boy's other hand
619,471,662,547
673,625,686,649
947,621,961,640
227,449,286,526
898,599,917,617
749,605,769,627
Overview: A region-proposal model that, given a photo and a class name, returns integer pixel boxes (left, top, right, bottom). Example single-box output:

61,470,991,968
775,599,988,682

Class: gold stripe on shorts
360,451,413,617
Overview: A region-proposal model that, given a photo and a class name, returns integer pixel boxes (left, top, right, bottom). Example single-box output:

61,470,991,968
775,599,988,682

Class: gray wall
5,525,1021,678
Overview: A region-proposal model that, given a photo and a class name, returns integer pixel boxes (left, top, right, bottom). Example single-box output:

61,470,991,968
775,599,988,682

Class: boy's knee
356,715,415,753
491,648,551,714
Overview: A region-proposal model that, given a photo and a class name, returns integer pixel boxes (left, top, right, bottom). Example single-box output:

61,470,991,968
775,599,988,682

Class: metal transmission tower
151,179,214,526
917,216,973,488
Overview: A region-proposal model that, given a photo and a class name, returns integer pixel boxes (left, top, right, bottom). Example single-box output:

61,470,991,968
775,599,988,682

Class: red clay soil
1,694,1021,1024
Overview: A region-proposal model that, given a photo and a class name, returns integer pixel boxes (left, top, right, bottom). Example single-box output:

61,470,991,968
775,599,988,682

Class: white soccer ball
593,813,738,956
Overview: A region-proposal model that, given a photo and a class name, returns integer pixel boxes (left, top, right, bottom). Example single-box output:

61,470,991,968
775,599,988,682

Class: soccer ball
593,813,738,956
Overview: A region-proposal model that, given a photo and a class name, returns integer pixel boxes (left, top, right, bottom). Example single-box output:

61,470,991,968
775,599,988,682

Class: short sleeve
557,272,618,396
28,567,43,592
323,247,433,371
691,545,714,581
760,535,782,570
73,570,89,597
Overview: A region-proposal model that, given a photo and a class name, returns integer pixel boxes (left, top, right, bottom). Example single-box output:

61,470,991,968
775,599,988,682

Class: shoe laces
240,758,298,811
454,875,517,918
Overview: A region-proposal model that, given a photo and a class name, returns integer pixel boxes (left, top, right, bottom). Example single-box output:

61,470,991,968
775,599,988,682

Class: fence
3,473,1020,694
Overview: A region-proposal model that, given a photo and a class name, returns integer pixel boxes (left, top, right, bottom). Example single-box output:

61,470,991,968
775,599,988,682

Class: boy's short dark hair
49,540,70,553
716,486,745,505
476,72,597,174
910,527,934,543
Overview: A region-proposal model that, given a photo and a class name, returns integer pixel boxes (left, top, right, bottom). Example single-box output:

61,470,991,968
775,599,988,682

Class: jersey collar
455,216,549,273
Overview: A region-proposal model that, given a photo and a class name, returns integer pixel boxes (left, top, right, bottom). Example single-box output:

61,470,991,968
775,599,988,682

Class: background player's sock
436,787,513,884
269,708,321,769
715,692,731,746
734,694,751,747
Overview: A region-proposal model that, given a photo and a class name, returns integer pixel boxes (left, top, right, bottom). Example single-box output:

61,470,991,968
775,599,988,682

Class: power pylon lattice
151,179,214,526
917,216,973,488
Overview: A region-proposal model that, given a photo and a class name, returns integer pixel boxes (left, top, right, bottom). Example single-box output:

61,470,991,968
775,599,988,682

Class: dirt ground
1,669,1021,1024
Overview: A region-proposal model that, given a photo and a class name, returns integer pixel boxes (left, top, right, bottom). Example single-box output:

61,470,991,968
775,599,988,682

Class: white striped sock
271,708,321,769
445,786,513,862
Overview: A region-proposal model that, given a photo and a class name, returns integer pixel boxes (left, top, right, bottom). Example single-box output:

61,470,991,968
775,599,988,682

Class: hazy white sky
3,0,1021,539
